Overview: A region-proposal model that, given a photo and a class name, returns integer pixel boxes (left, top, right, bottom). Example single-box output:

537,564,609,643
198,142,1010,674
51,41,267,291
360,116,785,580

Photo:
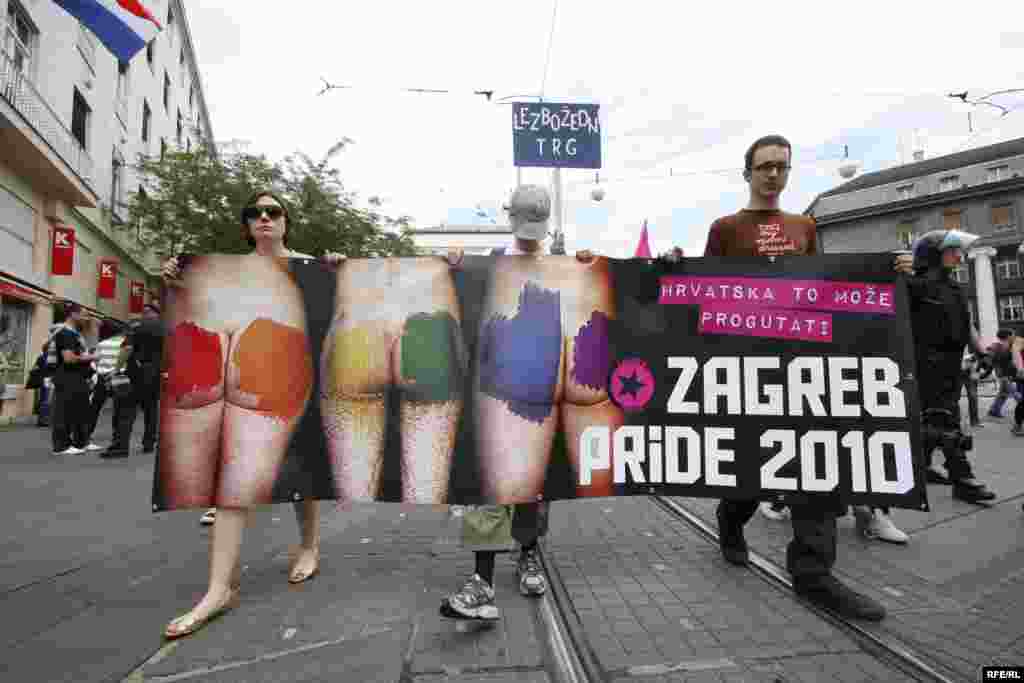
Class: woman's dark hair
240,190,290,248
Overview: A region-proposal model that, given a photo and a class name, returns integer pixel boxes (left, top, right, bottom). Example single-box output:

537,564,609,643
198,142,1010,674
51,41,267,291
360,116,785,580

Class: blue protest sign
512,102,601,169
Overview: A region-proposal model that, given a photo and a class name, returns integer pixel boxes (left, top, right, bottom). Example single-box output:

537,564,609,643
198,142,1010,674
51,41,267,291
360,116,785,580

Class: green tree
120,139,419,259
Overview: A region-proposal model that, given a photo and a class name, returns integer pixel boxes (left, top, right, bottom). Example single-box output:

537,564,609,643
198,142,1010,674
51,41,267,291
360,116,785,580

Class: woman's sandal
288,546,320,584
163,587,240,640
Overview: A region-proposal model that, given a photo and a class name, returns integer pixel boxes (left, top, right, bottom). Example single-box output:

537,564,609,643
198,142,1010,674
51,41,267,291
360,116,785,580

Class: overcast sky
182,1,1024,257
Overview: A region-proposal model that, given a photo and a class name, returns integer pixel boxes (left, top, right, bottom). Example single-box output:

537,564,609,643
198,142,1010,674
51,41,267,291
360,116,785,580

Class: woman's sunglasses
243,205,285,221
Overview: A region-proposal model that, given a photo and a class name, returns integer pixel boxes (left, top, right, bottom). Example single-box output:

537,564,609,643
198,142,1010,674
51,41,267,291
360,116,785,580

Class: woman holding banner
159,190,344,639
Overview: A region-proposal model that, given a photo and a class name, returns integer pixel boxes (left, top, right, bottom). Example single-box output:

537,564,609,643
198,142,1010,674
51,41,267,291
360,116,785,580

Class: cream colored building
0,0,214,421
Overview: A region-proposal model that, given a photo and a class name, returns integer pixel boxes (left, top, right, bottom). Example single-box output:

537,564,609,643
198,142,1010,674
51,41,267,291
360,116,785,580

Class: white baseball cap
506,184,551,241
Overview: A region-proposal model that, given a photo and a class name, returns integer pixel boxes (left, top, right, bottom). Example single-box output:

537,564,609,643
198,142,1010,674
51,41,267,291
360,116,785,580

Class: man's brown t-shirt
704,209,818,257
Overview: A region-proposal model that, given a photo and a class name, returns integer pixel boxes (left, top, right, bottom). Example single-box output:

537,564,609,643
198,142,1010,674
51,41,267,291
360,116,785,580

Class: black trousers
51,375,91,452
511,502,549,547
111,372,159,451
920,355,975,481
88,377,114,438
718,498,837,583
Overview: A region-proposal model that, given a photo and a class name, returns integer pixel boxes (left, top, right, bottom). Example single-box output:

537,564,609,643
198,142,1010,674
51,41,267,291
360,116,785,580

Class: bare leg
399,401,461,502
165,507,247,637
563,400,623,498
289,499,320,582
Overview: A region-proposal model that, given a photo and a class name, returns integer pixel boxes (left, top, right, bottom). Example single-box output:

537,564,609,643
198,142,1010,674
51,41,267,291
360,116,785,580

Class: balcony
0,49,96,207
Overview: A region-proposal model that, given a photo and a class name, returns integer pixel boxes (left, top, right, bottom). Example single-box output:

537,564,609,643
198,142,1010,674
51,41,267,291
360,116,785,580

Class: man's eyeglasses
752,162,791,175
243,205,285,221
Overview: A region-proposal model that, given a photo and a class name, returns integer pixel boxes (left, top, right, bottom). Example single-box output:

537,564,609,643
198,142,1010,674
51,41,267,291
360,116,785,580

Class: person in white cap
442,184,619,620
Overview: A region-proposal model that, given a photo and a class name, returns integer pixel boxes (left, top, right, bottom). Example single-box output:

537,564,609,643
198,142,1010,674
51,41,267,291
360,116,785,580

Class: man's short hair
744,135,792,171
143,303,161,315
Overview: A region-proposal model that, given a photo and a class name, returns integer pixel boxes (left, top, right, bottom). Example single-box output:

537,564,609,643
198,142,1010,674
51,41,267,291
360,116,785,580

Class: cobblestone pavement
544,496,916,683
2,396,1022,681
671,398,1024,682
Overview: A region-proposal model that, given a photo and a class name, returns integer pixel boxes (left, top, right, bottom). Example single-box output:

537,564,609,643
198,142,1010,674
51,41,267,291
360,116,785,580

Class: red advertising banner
51,225,75,275
97,258,118,299
129,280,145,313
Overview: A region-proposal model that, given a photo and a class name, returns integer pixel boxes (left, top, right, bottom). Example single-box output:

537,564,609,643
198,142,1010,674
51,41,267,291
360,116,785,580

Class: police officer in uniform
104,303,165,457
907,230,995,503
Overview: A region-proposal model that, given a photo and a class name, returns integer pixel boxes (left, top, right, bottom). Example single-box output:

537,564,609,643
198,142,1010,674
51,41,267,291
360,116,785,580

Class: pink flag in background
634,220,652,258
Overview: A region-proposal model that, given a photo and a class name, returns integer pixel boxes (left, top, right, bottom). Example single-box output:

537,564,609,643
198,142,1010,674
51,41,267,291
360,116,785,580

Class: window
951,265,970,284
896,220,920,249
146,39,155,68
188,83,194,109
943,208,962,231
992,203,1017,230
896,184,914,201
141,99,151,142
5,1,37,76
160,137,166,160
997,260,1021,280
1000,295,1024,322
186,137,191,152
0,298,32,385
110,151,124,217
116,60,130,98
163,71,170,110
71,87,90,149
176,109,182,145
179,47,186,85
939,175,960,192
988,165,1009,183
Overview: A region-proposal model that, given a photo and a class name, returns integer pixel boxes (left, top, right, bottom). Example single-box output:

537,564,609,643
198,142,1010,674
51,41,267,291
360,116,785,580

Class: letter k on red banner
51,225,75,275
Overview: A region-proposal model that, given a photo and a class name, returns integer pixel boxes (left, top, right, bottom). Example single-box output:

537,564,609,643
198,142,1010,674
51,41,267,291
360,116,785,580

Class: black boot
100,443,129,458
716,503,749,566
794,575,886,621
952,478,995,503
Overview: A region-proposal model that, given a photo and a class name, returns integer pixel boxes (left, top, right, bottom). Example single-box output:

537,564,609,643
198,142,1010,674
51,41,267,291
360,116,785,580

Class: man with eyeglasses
704,135,912,621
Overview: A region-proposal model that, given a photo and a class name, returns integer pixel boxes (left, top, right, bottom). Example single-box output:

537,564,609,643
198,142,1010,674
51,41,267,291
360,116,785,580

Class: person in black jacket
907,230,995,503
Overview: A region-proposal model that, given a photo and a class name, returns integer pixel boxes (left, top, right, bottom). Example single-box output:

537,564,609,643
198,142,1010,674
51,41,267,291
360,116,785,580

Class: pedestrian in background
102,305,163,457
87,320,128,444
988,329,1018,419
50,303,99,455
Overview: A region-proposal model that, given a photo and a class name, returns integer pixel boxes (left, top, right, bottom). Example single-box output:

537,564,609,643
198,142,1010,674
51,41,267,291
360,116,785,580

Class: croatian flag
53,1,161,63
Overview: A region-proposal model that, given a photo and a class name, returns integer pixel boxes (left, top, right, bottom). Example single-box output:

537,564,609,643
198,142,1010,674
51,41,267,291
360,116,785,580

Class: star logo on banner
610,358,655,411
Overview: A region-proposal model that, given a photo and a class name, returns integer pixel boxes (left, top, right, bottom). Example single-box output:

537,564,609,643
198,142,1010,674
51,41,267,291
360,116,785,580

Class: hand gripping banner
152,253,925,512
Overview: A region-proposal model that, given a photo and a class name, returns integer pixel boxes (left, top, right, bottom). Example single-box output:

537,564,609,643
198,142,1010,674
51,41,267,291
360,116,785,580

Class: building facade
807,137,1024,342
0,0,214,421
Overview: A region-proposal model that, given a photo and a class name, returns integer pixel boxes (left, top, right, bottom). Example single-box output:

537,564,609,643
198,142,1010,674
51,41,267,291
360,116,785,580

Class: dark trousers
718,498,837,583
111,373,159,451
51,376,91,452
963,377,980,426
921,360,975,481
88,377,113,437
511,502,549,547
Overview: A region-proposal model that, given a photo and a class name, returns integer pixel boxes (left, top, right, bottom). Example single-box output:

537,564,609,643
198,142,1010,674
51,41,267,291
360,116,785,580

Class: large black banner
152,253,925,512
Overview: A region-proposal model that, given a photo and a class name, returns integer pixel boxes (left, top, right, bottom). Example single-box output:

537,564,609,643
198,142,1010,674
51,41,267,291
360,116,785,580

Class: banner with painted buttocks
512,102,601,168
151,253,925,513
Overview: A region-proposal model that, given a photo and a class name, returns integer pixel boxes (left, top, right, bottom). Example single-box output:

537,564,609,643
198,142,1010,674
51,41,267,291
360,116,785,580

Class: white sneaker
759,501,790,521
199,509,216,526
855,508,908,544
56,447,85,455
84,443,103,452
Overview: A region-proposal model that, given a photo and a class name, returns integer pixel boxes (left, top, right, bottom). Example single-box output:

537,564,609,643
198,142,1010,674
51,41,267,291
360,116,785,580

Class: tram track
533,496,957,683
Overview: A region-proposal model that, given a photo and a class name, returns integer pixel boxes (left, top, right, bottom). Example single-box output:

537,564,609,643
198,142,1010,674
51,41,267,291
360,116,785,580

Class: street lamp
947,89,1024,133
